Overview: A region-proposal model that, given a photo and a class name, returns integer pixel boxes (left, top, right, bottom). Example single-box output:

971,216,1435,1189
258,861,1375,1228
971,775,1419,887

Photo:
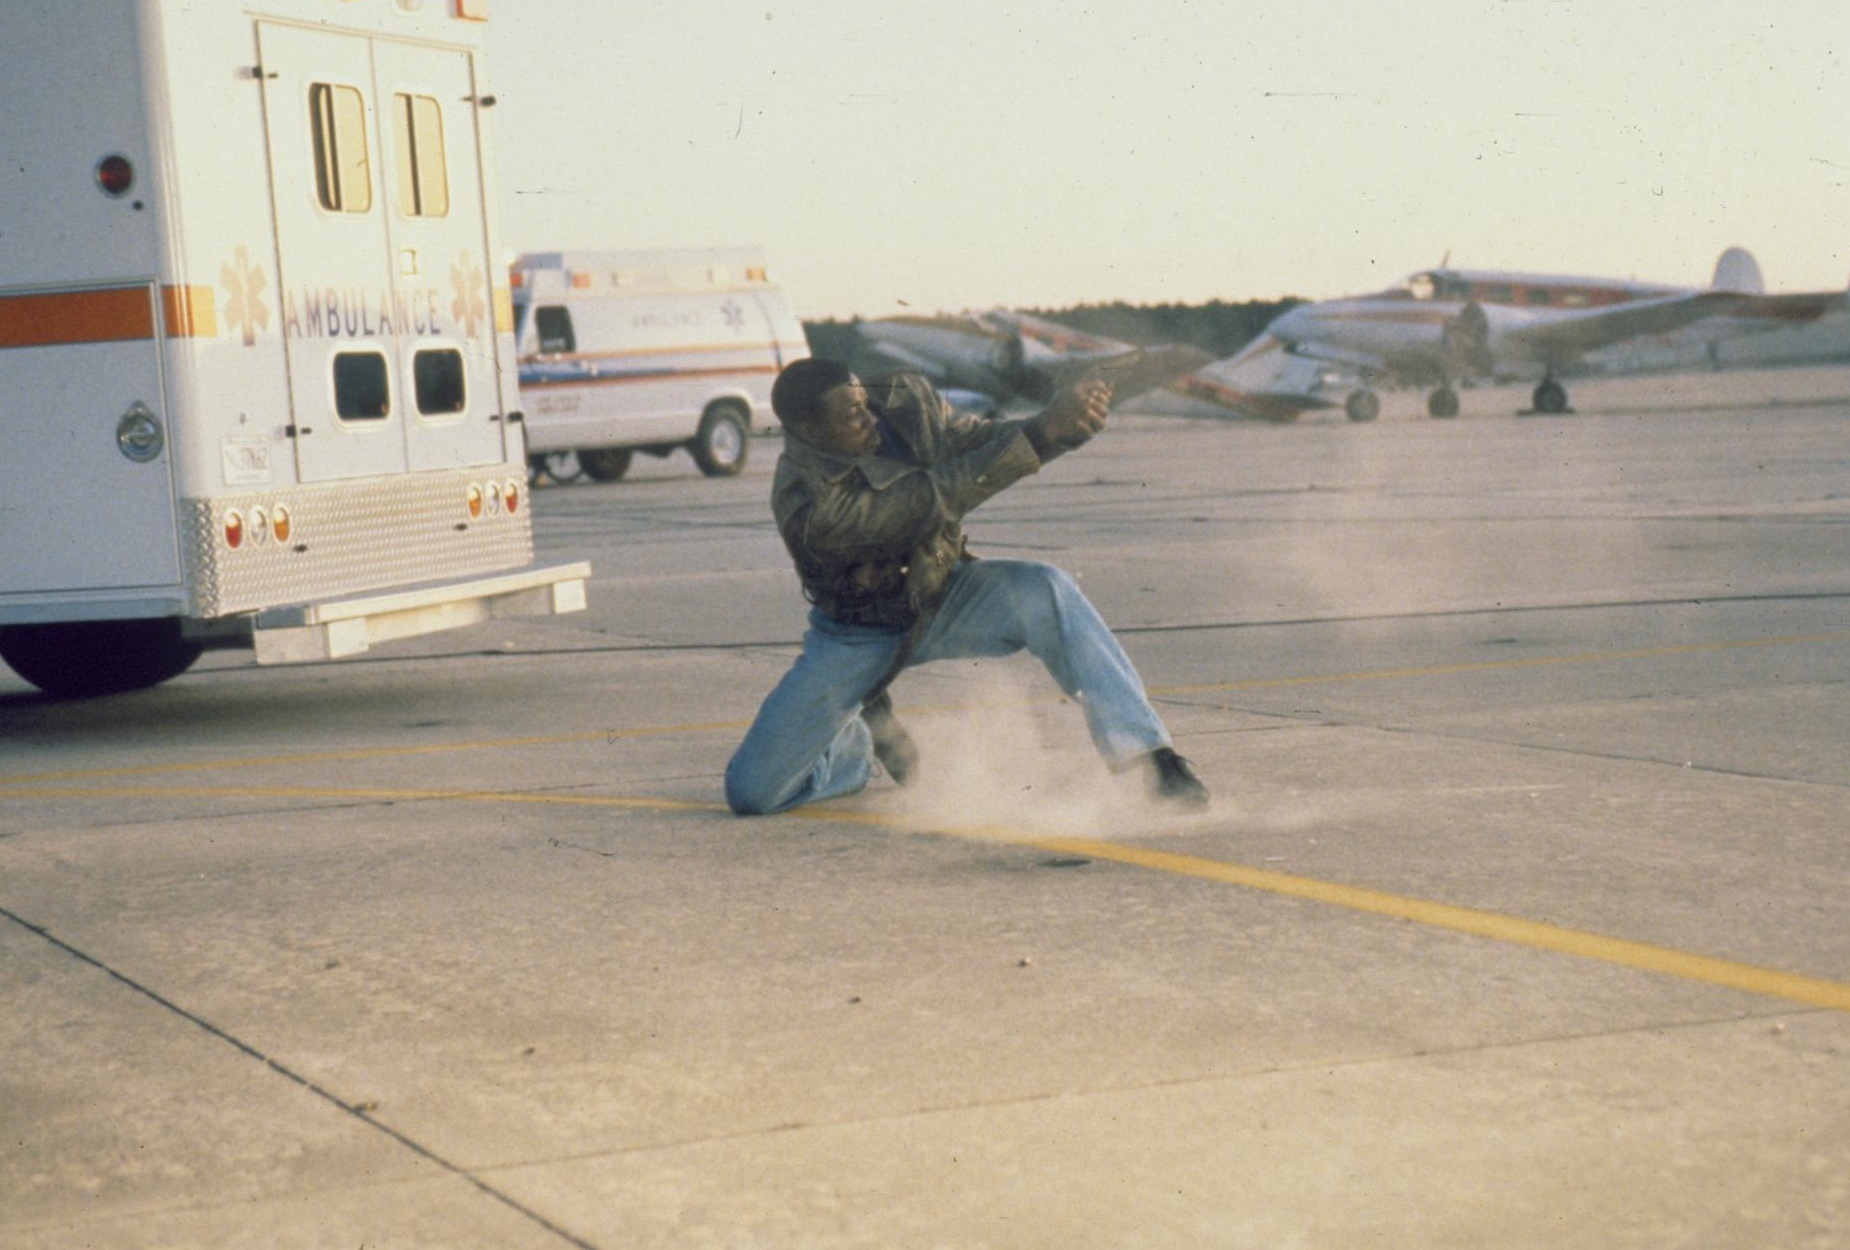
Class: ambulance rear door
372,38,507,473
259,22,407,483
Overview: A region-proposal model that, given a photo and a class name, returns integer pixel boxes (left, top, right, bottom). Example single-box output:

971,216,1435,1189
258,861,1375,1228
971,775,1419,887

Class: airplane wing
843,314,1009,388
1037,343,1218,399
1738,290,1848,322
1503,289,1844,364
982,310,1215,400
852,338,955,381
985,309,1123,354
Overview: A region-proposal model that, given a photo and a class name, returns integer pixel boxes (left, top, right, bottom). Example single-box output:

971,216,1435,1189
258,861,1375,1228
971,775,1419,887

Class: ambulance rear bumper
245,561,591,665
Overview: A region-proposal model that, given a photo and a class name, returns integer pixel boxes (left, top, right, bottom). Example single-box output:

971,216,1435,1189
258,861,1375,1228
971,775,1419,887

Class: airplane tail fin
1711,247,1765,294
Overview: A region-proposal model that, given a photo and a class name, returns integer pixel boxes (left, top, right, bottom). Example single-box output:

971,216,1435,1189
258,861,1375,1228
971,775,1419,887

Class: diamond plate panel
180,469,534,618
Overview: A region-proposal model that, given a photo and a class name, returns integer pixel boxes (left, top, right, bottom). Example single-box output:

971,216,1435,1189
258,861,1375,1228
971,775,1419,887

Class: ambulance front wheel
0,618,205,699
691,403,750,477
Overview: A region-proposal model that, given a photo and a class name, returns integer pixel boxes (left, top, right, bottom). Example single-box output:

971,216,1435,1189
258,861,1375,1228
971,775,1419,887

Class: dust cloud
877,661,1212,841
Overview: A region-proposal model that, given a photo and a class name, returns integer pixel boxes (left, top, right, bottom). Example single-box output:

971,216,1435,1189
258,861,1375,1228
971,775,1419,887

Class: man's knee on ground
723,756,786,816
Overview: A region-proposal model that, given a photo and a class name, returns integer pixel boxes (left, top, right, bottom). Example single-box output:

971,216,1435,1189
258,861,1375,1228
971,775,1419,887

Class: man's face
807,379,880,457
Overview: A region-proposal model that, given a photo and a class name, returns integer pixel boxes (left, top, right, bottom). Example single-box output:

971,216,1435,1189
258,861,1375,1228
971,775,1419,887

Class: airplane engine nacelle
990,333,1026,378
992,333,1054,402
1441,301,1494,377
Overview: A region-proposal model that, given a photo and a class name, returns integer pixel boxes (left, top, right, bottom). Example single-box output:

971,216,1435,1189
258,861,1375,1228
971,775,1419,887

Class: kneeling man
725,357,1207,816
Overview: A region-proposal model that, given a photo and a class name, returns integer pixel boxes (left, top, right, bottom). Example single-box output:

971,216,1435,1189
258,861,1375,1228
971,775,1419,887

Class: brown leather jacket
772,372,1065,626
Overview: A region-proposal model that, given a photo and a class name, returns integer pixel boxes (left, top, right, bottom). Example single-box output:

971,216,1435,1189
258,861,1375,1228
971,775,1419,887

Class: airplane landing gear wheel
1532,379,1569,414
1344,389,1380,422
1427,386,1459,418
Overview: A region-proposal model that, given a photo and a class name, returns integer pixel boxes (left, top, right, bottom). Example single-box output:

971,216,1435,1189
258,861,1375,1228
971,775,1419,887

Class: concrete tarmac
4,366,1848,1248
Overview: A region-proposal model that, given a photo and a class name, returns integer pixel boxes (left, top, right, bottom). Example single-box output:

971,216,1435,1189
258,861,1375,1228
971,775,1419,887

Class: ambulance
512,248,809,482
0,0,588,699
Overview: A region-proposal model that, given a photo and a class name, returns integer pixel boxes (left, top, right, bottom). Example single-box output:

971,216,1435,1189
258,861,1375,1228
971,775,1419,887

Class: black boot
1145,747,1208,809
863,691,920,786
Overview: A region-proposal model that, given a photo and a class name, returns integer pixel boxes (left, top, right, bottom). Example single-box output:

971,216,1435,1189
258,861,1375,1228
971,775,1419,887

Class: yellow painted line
4,781,1847,1015
1008,835,1850,1014
0,721,747,787
0,783,722,815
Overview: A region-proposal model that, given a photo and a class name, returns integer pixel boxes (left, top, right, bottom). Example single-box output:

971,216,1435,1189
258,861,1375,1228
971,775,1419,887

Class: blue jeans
725,559,1172,815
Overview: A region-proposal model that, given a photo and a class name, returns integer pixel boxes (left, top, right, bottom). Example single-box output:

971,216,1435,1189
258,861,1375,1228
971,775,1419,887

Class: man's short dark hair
771,357,854,429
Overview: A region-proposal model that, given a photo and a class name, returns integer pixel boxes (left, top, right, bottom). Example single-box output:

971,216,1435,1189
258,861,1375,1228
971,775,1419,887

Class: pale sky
487,0,1850,320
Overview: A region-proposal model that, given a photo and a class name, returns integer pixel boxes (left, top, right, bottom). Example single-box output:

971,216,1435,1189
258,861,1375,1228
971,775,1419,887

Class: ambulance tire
691,404,750,477
578,448,633,482
528,451,582,487
0,618,205,699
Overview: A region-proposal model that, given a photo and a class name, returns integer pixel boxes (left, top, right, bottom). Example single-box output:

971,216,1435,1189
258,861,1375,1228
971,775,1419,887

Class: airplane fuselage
1269,269,1692,386
1189,248,1836,422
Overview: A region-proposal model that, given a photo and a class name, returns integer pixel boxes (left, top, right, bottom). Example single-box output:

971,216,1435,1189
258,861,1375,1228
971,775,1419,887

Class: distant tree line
803,297,1304,363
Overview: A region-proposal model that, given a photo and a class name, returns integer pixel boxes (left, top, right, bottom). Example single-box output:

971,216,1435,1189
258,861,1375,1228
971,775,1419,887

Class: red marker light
96,154,134,197
502,481,520,514
224,510,245,549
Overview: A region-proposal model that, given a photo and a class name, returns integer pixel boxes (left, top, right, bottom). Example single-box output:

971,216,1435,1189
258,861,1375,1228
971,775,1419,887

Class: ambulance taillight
95,154,133,197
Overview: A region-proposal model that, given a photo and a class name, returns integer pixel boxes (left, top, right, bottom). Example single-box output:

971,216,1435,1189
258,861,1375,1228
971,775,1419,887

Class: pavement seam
1361,720,1850,791
24,590,1838,679
1180,707,1850,794
467,1004,1829,1176
0,902,605,1250
4,628,1842,789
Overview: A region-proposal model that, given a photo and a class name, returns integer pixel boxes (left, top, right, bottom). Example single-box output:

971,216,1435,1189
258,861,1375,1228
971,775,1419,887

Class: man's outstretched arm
1021,377,1112,462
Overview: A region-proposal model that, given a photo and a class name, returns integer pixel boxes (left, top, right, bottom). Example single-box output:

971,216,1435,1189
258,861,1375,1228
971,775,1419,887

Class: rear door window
391,92,450,217
309,83,373,213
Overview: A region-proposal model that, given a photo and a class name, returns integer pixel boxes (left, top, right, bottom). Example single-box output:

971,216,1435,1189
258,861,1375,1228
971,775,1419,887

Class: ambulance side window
309,84,373,214
414,348,467,415
535,307,575,355
391,93,450,218
333,351,390,420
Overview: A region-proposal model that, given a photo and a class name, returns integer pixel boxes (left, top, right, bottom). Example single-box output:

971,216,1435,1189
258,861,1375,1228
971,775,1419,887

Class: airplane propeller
1441,301,1493,375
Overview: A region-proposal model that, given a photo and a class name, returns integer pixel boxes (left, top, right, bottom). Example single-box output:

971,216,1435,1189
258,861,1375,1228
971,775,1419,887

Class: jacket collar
783,432,916,489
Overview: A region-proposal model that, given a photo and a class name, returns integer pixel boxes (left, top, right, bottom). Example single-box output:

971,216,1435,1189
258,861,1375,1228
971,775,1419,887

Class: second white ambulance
512,248,809,482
